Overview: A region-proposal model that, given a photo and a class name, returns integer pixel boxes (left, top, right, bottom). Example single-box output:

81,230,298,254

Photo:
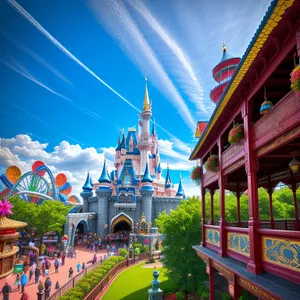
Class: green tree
156,197,207,292
9,195,70,241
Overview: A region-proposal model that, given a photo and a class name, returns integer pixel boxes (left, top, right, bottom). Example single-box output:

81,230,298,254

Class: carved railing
258,229,300,284
253,90,300,152
203,171,218,187
225,227,250,263
204,225,220,250
222,143,245,171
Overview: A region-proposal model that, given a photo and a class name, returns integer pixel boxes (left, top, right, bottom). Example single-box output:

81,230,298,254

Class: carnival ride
0,161,82,210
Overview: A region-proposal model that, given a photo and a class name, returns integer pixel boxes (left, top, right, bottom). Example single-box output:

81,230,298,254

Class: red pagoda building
190,0,300,299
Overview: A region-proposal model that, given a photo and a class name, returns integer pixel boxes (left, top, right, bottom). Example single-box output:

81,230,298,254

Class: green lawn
102,262,175,300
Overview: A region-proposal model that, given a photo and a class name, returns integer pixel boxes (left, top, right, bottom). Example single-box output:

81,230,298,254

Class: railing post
268,176,274,229
243,99,263,274
210,188,214,225
200,159,206,247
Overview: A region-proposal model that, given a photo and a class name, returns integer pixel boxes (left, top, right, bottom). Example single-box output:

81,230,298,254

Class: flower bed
58,256,125,300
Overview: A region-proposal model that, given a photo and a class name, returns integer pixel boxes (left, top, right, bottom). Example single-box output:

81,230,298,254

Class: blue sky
0,0,271,197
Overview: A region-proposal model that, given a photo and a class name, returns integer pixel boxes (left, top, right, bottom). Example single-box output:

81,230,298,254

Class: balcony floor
193,246,300,300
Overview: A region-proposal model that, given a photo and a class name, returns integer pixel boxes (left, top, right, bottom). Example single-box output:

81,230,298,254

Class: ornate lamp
260,87,273,115
289,157,300,174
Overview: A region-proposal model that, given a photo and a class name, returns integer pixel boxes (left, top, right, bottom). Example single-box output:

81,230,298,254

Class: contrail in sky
7,0,140,113
7,0,192,153
130,1,206,113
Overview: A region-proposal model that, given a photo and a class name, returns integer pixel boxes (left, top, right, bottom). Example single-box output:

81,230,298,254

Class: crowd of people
74,232,105,250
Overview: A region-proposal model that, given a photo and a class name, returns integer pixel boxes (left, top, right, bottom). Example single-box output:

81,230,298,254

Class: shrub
58,256,125,299
119,248,128,257
176,291,185,300
134,242,142,250
134,247,140,255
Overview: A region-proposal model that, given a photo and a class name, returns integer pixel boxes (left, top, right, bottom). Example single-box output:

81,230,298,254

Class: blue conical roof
82,172,93,191
220,49,233,63
115,136,121,151
142,163,153,183
90,176,93,187
120,133,126,149
98,160,111,184
176,178,184,197
157,162,162,173
165,166,172,188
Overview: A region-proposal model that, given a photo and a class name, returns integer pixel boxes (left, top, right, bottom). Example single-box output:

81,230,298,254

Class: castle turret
138,79,153,177
210,42,241,104
96,160,112,236
80,172,93,212
140,162,154,224
165,165,172,189
156,162,162,181
176,176,185,198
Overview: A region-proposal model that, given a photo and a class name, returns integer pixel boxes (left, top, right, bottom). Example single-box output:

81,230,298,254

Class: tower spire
143,78,151,111
98,159,111,184
223,41,226,52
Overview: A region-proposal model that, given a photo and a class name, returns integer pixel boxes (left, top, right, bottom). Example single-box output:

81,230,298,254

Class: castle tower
80,172,93,213
138,80,153,177
96,160,112,236
210,42,241,104
140,162,154,224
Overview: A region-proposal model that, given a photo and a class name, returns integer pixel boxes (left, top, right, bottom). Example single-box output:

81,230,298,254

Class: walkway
0,247,108,300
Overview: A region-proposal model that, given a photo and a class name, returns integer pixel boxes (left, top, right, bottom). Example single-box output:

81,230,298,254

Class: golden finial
223,41,226,52
143,78,151,111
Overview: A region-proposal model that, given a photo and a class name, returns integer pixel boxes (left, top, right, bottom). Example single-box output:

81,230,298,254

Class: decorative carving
262,236,300,273
239,278,277,300
224,158,245,176
205,229,220,247
228,232,250,257
256,125,300,157
211,261,234,282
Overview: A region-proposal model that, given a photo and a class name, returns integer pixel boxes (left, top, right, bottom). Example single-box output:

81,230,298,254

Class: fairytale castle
66,82,185,240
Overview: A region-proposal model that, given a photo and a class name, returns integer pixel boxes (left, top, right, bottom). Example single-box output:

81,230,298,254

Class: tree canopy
156,196,207,292
8,195,70,236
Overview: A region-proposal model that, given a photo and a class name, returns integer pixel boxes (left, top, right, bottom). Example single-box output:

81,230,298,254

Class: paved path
0,247,108,300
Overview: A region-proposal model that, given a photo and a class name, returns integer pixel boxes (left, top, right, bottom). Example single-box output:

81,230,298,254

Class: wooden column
237,182,241,226
268,176,274,229
200,159,206,246
297,26,300,57
210,188,214,225
242,100,263,274
291,177,300,231
208,264,214,300
218,136,226,257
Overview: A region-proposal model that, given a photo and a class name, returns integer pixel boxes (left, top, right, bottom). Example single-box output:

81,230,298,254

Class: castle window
123,174,131,186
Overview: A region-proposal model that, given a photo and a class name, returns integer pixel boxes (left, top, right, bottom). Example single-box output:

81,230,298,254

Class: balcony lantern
260,87,273,115
289,157,300,174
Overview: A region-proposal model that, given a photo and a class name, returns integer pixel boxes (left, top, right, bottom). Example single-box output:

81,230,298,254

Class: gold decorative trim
190,0,295,160
0,246,19,258
0,233,19,241
211,261,234,282
111,215,132,233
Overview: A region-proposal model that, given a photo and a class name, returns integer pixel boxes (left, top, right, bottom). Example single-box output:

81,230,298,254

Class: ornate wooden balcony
253,91,300,156
203,171,218,188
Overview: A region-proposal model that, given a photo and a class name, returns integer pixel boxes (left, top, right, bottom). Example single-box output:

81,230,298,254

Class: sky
0,0,272,198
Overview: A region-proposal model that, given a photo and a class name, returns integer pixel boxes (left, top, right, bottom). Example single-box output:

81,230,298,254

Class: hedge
59,256,125,300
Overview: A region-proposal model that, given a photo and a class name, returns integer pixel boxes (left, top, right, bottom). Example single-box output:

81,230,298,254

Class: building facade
190,1,300,299
65,82,185,242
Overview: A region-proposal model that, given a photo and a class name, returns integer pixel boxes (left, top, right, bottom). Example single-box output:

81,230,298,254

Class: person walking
2,282,12,300
74,249,77,259
30,263,36,281
54,258,59,273
14,274,21,290
76,262,81,273
20,272,28,293
41,262,45,277
93,253,97,264
35,266,41,284
61,252,66,266
82,262,85,270
44,277,52,299
68,267,74,279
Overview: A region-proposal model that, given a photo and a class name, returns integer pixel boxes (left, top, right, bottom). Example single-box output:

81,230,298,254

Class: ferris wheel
8,161,58,203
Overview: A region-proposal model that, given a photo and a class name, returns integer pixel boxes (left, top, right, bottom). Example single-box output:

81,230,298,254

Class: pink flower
0,199,13,217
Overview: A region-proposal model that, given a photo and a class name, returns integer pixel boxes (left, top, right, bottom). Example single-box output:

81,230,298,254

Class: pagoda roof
0,216,27,230
190,0,294,160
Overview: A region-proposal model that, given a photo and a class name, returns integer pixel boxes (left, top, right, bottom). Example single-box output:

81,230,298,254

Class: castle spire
141,162,153,183
176,175,184,197
223,41,226,53
98,159,111,184
143,78,151,112
151,118,156,136
82,172,93,192
165,164,172,188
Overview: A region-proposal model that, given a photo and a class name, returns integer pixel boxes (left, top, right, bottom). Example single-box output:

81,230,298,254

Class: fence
48,252,149,300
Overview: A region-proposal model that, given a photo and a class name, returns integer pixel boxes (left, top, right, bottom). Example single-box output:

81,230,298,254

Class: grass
102,262,176,300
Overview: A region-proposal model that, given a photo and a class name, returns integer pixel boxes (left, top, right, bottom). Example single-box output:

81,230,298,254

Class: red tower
210,43,241,104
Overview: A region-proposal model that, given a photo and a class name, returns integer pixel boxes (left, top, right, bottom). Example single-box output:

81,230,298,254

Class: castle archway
111,213,133,233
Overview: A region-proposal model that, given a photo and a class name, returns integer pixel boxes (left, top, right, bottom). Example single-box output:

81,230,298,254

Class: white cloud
0,134,114,198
